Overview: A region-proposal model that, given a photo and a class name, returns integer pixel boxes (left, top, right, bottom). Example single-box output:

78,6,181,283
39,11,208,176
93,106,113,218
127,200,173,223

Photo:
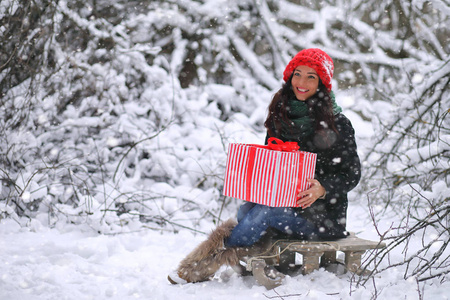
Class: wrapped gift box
222,138,316,207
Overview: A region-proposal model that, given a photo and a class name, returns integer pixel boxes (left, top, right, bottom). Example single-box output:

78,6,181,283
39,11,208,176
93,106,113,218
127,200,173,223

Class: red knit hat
283,48,334,92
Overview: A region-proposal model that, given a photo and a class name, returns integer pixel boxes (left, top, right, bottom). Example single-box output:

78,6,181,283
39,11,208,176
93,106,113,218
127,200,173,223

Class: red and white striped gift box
222,138,316,207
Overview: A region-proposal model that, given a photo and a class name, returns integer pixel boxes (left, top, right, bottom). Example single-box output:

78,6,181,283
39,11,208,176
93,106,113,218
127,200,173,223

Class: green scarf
280,92,342,141
330,91,343,114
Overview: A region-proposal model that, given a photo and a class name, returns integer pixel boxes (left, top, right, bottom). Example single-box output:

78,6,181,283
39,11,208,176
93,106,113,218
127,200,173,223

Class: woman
169,48,361,284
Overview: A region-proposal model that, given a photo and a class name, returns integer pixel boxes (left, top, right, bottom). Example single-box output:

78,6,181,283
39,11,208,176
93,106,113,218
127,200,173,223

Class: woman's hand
296,179,326,209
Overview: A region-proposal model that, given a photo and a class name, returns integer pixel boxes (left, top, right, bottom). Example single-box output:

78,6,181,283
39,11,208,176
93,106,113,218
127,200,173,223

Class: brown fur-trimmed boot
169,219,239,283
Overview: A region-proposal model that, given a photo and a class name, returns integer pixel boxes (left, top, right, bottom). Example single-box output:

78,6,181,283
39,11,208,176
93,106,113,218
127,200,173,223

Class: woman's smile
296,87,310,93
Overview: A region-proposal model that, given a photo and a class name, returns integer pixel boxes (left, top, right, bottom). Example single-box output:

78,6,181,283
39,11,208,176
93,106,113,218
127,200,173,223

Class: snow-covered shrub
0,0,272,233
352,0,450,284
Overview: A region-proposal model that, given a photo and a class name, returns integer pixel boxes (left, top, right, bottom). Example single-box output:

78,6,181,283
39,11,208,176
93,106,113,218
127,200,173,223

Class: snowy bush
351,0,450,285
0,0,273,233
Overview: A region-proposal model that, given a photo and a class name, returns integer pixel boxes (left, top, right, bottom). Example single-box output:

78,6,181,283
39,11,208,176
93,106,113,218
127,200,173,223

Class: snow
1,203,449,300
1,0,449,299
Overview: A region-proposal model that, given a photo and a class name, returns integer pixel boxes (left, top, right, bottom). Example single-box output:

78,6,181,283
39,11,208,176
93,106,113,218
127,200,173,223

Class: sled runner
235,232,386,289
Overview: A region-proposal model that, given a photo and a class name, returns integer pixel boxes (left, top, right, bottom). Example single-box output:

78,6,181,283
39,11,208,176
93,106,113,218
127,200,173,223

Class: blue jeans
225,202,317,247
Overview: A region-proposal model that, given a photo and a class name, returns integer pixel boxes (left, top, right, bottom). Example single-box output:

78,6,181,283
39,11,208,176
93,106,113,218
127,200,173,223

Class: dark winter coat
266,113,361,240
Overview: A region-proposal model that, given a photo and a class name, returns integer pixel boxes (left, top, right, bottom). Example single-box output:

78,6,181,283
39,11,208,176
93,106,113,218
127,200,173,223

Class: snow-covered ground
1,202,448,300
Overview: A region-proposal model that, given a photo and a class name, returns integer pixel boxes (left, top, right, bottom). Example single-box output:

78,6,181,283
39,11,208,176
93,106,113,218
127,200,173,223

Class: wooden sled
235,233,386,290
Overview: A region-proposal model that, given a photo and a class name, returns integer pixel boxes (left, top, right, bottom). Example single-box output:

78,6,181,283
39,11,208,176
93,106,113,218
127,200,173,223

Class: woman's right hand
297,179,326,209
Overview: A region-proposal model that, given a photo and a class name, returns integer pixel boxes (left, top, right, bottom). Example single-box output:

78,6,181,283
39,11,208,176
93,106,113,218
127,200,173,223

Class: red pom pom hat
283,48,334,93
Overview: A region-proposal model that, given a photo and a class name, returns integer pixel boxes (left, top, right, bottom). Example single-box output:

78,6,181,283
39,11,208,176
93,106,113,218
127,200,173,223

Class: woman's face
291,65,319,101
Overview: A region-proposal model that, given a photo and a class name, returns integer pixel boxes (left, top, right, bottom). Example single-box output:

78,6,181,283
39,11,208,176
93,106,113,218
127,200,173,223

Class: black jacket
267,113,361,239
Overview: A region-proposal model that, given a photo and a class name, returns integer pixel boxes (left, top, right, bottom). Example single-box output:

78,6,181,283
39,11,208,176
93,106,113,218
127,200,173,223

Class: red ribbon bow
266,137,299,152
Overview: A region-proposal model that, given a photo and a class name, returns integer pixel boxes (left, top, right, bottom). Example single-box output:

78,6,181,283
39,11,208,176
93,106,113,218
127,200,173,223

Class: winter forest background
0,0,449,298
